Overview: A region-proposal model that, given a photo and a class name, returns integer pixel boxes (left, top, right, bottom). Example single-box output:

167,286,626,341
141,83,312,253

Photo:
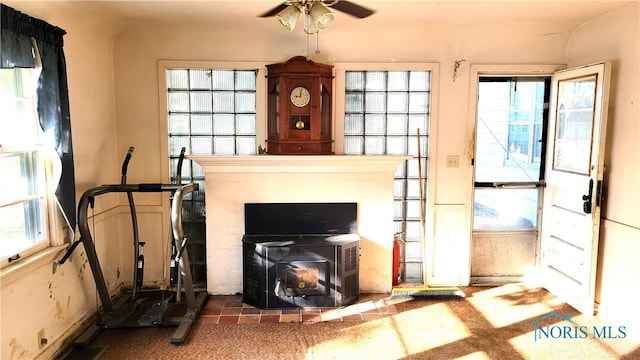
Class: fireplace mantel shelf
189,155,410,173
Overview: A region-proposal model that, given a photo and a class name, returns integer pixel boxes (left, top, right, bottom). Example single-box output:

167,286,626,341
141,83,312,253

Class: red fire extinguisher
392,232,404,286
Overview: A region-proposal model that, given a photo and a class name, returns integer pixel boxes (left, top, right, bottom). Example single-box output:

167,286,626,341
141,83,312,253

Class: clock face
290,86,311,107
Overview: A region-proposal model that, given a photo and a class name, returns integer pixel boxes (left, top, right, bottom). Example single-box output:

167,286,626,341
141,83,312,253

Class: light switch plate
446,155,459,168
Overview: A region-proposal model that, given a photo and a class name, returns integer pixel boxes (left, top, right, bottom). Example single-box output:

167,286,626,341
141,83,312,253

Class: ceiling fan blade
259,3,289,17
329,0,376,19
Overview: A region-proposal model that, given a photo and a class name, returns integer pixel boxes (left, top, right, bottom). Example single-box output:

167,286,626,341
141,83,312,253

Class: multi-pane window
165,68,258,287
0,68,49,267
344,70,431,282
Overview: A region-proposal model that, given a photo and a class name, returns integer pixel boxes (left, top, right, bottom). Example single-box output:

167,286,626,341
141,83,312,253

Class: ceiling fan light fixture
276,4,300,31
309,3,335,31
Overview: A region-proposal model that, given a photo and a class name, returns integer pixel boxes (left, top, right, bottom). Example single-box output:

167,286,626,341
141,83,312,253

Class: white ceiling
7,1,634,31
92,1,632,22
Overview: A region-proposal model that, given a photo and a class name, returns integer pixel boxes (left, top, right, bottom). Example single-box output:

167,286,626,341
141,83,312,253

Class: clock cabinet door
286,78,315,140
268,81,280,137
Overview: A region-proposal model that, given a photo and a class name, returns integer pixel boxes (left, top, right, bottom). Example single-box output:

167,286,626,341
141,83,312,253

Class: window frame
334,62,439,282
0,67,59,270
157,61,267,182
468,64,567,233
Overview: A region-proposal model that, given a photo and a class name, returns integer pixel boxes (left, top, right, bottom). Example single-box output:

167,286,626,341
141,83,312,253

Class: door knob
582,179,594,214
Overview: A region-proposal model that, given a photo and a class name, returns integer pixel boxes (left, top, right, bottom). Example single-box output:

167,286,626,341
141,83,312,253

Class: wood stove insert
242,203,360,309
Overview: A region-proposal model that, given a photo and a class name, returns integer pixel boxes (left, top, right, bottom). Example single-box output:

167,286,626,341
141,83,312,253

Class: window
165,67,259,287
473,77,549,230
343,70,431,282
0,68,50,267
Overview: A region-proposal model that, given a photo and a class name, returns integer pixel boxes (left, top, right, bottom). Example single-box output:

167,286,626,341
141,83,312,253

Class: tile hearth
197,293,398,325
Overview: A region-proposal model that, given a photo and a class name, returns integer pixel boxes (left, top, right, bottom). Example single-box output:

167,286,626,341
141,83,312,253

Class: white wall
111,5,575,291
566,2,640,336
1,1,638,358
0,2,126,359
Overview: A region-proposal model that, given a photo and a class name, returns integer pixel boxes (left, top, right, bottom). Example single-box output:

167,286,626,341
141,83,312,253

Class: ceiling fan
260,0,375,33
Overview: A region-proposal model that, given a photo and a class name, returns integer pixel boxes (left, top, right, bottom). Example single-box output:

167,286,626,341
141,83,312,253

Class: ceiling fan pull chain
306,30,310,60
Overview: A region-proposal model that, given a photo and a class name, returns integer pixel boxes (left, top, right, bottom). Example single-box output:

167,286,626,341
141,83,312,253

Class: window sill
0,244,68,287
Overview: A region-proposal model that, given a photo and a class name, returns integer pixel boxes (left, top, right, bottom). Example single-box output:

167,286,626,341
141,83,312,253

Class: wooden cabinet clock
266,56,333,155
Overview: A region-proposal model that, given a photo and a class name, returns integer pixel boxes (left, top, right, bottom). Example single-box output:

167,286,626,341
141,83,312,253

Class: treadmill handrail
62,182,195,313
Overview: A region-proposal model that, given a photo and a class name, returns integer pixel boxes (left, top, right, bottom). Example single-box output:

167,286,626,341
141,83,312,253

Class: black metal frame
58,147,207,346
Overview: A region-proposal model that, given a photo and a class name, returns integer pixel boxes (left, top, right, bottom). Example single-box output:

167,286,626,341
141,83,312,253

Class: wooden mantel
187,155,410,173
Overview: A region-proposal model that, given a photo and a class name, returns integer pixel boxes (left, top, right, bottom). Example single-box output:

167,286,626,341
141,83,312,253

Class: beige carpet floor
86,284,639,359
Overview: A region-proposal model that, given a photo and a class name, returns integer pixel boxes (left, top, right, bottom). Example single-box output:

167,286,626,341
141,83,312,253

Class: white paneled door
540,62,611,315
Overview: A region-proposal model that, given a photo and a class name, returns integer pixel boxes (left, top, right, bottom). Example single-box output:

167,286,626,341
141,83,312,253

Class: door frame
465,64,567,283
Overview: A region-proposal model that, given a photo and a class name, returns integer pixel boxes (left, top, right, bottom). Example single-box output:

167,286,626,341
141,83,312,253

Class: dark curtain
1,4,76,230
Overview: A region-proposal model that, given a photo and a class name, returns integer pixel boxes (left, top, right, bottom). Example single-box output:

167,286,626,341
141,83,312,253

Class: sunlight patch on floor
304,302,470,360
467,284,556,328
455,351,493,360
509,330,617,359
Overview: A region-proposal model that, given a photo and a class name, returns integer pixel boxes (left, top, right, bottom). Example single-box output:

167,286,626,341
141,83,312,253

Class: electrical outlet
37,328,47,349
446,155,459,168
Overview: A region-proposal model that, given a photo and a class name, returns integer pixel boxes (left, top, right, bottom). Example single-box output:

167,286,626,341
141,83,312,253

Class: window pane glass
393,179,405,198
170,136,191,154
407,136,427,157
388,71,408,91
409,92,429,113
406,158,425,178
405,221,422,239
236,115,256,135
169,114,190,134
168,92,189,112
236,70,256,90
553,75,596,174
343,136,363,155
409,115,429,135
473,188,538,229
191,137,212,154
388,93,408,113
345,93,364,113
344,114,364,135
236,92,256,113
213,114,235,135
364,114,385,135
0,152,46,259
189,69,212,90
364,136,385,154
212,91,234,112
167,69,189,89
406,199,422,219
386,136,407,155
214,137,235,154
409,71,431,91
365,72,385,90
406,179,422,198
236,137,256,155
1,154,28,203
387,115,407,135
393,201,404,218
345,71,364,91
190,92,212,112
365,92,386,113
0,201,45,258
211,70,234,90
191,114,212,135
475,79,544,182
